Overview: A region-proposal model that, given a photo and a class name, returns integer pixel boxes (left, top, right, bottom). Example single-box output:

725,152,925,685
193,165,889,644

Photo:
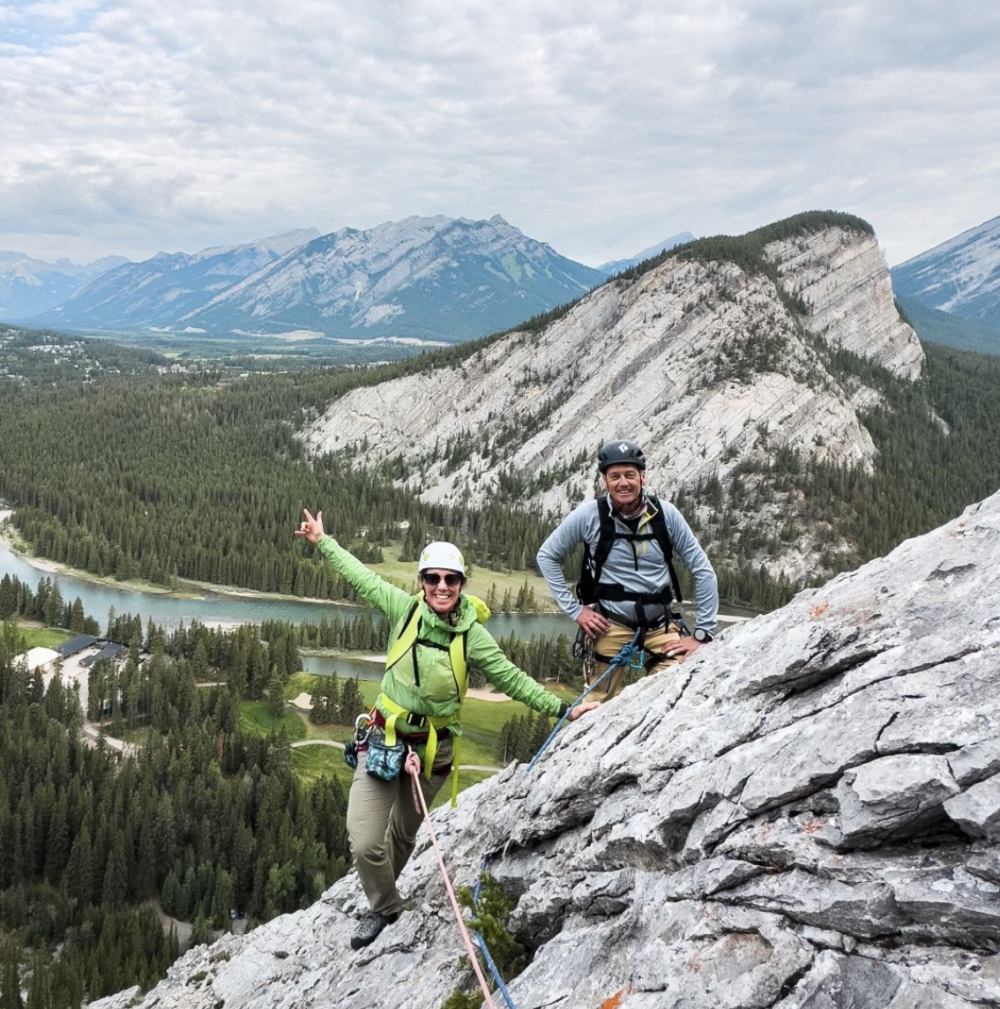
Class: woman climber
296,508,598,950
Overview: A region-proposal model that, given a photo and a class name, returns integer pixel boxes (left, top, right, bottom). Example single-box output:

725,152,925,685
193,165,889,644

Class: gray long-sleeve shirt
536,495,719,633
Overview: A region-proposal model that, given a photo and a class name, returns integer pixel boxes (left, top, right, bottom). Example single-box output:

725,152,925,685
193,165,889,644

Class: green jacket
316,536,564,736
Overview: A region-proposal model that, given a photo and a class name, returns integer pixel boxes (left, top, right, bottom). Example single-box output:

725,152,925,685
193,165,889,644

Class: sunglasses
421,572,463,588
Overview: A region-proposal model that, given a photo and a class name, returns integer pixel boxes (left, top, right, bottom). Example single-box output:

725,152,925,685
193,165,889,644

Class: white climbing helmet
418,541,466,576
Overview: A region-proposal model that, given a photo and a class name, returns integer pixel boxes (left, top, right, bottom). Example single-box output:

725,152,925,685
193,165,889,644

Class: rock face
92,490,1000,1009
766,227,924,379
303,221,923,580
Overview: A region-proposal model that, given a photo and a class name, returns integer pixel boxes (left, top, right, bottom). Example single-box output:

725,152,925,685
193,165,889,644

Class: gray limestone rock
836,754,961,848
946,775,1000,840
91,492,1000,1009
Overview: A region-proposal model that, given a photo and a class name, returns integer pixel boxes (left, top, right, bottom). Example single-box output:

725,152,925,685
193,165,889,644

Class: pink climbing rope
405,748,497,1009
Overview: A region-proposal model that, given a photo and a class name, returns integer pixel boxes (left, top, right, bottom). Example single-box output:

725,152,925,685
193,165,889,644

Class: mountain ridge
0,251,129,320
891,213,1000,330
28,216,612,342
303,211,922,587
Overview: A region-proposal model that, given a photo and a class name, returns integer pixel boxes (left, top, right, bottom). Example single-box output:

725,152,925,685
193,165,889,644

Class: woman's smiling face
421,569,464,614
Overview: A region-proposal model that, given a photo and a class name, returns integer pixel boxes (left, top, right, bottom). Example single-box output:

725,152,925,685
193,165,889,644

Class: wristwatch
693,627,714,644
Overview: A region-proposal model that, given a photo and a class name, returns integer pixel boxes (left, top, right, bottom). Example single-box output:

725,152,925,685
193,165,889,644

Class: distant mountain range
597,232,694,275
13,217,689,344
0,252,129,320
891,214,1000,353
5,218,695,343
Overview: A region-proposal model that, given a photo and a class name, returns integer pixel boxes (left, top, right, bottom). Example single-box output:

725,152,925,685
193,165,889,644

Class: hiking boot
350,911,399,950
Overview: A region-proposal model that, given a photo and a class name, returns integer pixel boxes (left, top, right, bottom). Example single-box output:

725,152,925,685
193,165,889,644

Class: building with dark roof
57,634,97,657
80,642,126,668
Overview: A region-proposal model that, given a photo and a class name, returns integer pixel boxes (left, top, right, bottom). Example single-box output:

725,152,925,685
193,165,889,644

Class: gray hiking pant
347,737,453,917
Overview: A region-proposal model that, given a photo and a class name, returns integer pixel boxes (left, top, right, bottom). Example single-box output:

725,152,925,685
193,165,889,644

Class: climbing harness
526,628,643,772
405,749,498,1009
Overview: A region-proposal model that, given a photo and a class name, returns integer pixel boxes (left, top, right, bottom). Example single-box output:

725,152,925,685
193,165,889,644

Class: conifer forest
3,303,1000,1005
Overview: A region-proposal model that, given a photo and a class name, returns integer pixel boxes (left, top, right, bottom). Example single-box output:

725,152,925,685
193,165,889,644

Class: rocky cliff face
92,490,1000,1009
303,221,923,580
766,227,923,380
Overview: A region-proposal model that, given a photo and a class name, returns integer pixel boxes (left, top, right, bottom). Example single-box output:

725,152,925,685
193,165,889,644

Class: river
0,532,752,683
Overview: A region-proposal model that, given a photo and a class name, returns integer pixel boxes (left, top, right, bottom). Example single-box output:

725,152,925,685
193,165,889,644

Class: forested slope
0,589,350,1007
4,301,1000,612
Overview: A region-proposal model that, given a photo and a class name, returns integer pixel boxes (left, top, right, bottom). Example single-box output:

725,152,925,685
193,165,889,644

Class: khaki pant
587,621,682,700
346,737,453,917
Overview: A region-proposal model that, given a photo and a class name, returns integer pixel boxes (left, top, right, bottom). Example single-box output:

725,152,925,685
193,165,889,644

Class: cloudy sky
2,0,998,268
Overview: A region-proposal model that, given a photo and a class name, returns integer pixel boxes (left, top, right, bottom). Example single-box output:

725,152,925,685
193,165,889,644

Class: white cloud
1,0,998,266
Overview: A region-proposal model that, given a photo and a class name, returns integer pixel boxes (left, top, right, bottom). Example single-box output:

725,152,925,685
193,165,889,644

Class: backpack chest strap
384,597,469,693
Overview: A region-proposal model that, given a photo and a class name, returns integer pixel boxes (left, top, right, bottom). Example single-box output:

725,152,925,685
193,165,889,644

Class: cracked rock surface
92,492,1000,1008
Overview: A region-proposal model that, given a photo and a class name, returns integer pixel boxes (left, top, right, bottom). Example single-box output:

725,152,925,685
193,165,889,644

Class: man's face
603,464,645,511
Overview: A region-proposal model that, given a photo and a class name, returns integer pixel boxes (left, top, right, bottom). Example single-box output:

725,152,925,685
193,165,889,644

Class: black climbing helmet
598,440,646,473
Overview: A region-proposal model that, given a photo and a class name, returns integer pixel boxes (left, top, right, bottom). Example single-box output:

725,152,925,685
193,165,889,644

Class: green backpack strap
384,594,481,696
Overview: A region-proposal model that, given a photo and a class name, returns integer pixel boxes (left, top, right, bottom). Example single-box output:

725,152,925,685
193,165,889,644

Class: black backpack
576,495,683,610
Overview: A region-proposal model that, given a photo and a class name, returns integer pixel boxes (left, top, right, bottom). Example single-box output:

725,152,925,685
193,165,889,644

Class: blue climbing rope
526,628,643,772
463,630,645,1004
470,865,520,1009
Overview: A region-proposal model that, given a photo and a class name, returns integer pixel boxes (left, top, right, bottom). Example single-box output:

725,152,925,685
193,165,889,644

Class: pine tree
0,939,24,1009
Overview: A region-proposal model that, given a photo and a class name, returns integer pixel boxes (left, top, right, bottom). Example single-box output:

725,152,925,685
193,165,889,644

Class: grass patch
14,624,74,650
239,702,308,742
290,744,346,787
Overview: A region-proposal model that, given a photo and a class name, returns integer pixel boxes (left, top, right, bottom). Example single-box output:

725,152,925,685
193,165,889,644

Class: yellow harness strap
378,692,456,778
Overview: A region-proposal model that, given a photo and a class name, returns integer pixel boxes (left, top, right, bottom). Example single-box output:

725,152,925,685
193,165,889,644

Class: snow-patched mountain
598,231,694,275
0,252,128,321
33,217,605,342
35,230,320,332
304,213,922,584
891,214,1000,328
178,215,603,341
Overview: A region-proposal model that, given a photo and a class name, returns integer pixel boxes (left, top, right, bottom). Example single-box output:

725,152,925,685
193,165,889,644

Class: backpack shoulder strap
385,594,470,697
646,495,684,604
384,597,421,670
589,496,616,585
